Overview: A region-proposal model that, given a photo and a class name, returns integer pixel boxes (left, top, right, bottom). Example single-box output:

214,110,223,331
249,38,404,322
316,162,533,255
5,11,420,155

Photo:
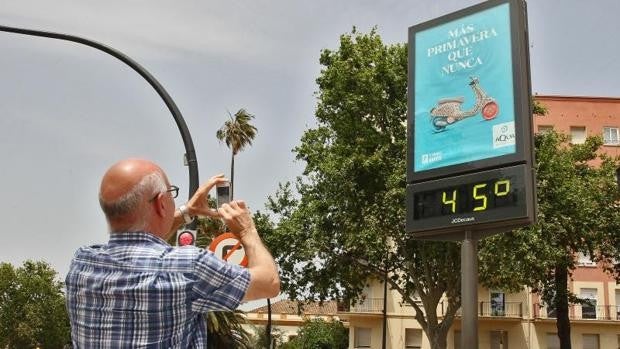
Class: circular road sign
208,232,248,267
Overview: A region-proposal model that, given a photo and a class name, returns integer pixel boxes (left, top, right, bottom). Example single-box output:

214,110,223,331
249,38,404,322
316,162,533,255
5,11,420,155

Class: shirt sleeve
191,250,250,313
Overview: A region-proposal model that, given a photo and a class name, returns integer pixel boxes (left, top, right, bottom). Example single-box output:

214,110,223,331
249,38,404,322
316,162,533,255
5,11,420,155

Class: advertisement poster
414,3,516,173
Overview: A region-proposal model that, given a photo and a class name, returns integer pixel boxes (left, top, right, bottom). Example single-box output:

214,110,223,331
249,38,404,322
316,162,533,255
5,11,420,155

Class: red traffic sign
177,230,196,246
208,232,248,267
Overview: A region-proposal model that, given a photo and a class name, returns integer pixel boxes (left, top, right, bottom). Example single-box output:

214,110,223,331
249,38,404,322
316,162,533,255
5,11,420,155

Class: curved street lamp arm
0,24,200,200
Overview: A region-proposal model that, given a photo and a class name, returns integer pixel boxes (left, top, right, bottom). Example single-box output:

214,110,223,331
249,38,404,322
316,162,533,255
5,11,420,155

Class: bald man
65,159,279,348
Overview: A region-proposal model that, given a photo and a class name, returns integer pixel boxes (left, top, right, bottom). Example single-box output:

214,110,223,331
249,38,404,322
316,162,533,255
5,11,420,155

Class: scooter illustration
430,76,499,131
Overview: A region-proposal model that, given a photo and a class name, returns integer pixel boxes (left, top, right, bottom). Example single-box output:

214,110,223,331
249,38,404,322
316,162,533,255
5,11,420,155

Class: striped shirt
65,232,250,348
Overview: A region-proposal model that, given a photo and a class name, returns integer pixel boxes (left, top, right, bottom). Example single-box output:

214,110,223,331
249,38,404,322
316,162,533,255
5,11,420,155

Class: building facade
245,299,343,344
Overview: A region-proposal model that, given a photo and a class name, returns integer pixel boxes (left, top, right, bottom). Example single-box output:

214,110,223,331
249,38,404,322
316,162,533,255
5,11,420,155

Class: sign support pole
461,230,478,349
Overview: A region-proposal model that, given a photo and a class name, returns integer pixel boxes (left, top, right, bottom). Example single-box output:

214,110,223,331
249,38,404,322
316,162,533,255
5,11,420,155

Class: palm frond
206,310,254,349
215,108,258,155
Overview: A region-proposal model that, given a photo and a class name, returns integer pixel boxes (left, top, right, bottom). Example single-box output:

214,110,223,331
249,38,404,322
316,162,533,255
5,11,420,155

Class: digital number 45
442,179,511,213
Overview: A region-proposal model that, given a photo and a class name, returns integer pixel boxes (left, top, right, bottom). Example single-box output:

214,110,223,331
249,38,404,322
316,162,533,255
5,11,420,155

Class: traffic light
176,229,196,246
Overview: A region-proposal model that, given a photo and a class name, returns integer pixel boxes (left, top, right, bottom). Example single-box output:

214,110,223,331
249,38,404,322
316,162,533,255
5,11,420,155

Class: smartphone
216,182,231,207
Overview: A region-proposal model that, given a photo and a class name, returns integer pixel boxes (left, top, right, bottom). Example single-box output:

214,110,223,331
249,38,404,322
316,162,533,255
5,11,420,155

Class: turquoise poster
413,3,516,172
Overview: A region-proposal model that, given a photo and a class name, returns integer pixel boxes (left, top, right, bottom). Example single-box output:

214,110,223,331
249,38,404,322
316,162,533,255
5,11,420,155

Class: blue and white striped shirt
65,232,250,348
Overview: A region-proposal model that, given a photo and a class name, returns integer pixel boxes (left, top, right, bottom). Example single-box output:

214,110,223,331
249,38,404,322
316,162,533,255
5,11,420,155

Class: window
570,126,587,144
490,330,508,349
537,125,554,134
405,329,422,349
577,252,596,267
603,127,620,145
546,333,560,349
583,334,599,349
615,289,620,320
490,291,506,316
547,305,557,318
355,285,374,312
354,327,371,348
546,292,557,318
580,288,597,319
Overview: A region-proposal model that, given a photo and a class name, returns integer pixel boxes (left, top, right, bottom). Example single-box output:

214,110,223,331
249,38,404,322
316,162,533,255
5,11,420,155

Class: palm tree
206,310,254,349
212,108,261,347
216,108,258,199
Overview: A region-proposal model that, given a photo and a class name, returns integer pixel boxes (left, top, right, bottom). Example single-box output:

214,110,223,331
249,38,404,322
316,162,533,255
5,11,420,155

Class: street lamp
0,24,200,207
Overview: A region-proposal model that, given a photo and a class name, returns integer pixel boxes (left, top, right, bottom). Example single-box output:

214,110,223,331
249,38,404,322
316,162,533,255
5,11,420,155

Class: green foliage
479,130,620,348
532,97,548,116
266,27,410,301
205,310,255,349
280,319,348,349
0,260,70,349
261,28,459,349
247,325,285,349
480,130,620,292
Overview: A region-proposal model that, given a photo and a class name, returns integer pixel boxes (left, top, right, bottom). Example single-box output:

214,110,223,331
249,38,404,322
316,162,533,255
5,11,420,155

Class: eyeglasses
166,185,179,198
150,185,179,201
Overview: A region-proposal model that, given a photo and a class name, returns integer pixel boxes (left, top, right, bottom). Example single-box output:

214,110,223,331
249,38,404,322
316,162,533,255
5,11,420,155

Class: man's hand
185,174,228,218
218,201,256,239
218,200,280,301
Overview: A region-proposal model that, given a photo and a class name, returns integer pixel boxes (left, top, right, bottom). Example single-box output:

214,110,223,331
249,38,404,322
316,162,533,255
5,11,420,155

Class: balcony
479,301,523,318
338,298,384,313
338,298,524,319
455,302,523,318
533,304,620,321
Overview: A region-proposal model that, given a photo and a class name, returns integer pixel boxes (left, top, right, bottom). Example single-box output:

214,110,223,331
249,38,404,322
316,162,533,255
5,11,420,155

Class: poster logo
422,152,443,165
493,122,516,148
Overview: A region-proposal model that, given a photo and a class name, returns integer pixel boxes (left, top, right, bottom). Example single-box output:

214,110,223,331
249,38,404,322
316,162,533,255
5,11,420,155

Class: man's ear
153,193,166,218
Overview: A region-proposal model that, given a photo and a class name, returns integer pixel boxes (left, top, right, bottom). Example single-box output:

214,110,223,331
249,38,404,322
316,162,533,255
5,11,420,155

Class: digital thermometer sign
414,177,517,219
405,0,536,239
406,164,534,239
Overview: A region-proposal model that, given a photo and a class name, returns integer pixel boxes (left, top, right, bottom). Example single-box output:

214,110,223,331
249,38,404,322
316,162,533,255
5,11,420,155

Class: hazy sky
1,0,619,282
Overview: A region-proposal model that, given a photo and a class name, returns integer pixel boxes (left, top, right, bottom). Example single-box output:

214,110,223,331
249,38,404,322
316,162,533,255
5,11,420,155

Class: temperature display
406,164,533,236
414,178,517,219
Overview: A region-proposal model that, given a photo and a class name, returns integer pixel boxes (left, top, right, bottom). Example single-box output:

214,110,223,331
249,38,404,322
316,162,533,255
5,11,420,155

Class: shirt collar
108,231,170,247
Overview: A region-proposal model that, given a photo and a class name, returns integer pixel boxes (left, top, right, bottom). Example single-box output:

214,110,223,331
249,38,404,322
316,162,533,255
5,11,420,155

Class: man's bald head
99,159,168,231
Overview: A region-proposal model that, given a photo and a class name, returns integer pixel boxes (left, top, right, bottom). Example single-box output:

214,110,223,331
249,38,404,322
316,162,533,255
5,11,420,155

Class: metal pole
0,24,200,205
266,298,272,349
381,269,388,349
461,230,478,349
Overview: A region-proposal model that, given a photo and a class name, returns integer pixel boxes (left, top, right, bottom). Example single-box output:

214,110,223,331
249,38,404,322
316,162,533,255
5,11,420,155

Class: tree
261,28,461,349
208,108,259,347
206,310,255,349
247,326,285,349
0,260,70,349
280,319,348,349
216,108,258,199
479,130,620,349
532,96,548,116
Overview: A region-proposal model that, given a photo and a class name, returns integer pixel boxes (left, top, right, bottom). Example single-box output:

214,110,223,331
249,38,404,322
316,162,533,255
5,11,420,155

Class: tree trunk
230,152,235,200
555,265,571,349
426,325,449,349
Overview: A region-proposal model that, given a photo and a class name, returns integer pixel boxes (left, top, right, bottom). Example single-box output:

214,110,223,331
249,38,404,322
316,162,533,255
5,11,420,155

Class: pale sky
1,0,619,282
